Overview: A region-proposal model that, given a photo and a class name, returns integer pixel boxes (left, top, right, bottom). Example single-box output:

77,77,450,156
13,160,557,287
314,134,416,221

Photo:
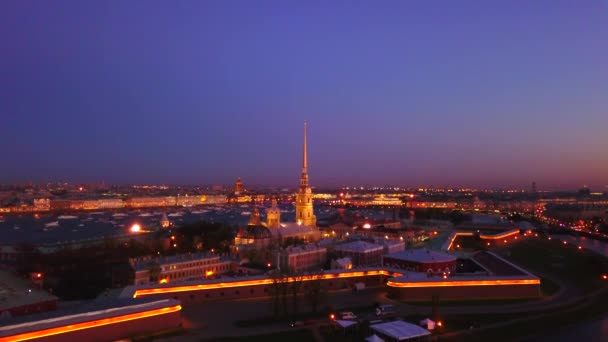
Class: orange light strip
447,232,473,250
387,279,540,288
447,230,520,250
134,270,401,298
0,305,181,342
482,230,520,240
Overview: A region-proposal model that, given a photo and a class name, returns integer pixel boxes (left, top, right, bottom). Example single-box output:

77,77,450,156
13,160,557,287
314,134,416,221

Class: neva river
0,204,394,246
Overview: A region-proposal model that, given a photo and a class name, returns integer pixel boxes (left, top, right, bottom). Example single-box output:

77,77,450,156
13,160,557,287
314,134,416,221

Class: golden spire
303,121,308,172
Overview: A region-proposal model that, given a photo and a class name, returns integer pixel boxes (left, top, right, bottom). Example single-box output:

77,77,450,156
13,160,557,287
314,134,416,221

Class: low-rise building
331,257,353,270
0,270,57,319
130,253,233,285
383,249,457,273
334,240,384,266
275,245,327,273
375,239,406,254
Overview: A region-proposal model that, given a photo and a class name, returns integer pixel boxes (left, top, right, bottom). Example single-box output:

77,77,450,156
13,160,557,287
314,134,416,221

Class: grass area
502,238,608,292
451,235,491,251
203,329,316,342
130,327,185,342
437,238,608,341
539,276,560,296
444,289,608,342
403,297,537,307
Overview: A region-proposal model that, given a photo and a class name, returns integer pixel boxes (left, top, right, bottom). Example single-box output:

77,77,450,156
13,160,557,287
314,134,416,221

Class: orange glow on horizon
0,305,181,342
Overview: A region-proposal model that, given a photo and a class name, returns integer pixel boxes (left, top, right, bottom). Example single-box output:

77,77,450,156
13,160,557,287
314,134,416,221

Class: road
170,287,390,341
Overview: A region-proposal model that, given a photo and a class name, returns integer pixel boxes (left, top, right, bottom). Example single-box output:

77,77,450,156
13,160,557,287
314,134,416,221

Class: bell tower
266,197,281,229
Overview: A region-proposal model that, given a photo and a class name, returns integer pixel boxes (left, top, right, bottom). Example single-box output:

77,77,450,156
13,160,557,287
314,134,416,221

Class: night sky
1,1,607,189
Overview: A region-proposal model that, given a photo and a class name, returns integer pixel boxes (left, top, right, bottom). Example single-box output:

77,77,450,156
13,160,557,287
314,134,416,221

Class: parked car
375,304,396,316
340,311,357,320
289,320,304,327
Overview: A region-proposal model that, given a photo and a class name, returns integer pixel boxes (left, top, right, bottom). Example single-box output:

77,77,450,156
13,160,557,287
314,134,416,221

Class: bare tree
304,271,326,313
269,272,282,318
290,272,304,315
146,261,162,283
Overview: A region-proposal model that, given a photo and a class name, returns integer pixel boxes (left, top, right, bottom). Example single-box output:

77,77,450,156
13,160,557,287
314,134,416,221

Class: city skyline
1,1,607,189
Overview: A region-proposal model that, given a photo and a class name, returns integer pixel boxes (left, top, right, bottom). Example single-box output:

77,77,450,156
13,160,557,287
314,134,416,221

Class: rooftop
271,222,319,238
130,252,219,271
0,270,57,311
385,249,456,264
335,240,384,253
370,320,431,341
282,244,326,255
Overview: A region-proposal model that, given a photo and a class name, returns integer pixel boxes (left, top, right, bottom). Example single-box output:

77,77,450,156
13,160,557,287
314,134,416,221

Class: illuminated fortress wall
387,278,540,301
123,267,540,305
0,301,181,342
130,270,395,305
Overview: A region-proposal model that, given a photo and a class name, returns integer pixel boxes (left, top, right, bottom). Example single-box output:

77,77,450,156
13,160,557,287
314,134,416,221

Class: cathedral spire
303,121,308,172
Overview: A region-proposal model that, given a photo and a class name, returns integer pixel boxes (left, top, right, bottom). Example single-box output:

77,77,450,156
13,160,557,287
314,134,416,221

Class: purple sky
1,1,607,189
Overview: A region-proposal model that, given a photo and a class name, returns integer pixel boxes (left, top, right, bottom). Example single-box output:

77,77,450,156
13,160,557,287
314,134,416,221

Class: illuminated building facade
33,199,50,211
131,253,232,285
234,178,244,195
127,197,177,208
160,213,170,228
275,245,327,273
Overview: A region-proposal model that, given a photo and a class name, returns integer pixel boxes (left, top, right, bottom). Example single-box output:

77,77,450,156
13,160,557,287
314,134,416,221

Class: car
289,321,304,327
375,304,396,316
339,311,357,320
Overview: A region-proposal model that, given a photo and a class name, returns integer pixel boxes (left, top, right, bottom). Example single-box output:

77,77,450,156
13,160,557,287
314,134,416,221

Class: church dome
237,225,272,240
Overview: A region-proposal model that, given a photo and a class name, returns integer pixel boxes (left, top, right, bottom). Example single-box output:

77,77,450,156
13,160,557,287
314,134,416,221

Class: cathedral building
267,122,320,242
233,123,320,253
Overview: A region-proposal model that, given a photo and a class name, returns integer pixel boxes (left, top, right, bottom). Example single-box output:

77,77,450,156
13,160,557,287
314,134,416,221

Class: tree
431,292,441,322
146,261,162,283
269,272,285,318
280,275,289,316
304,272,327,313
289,272,304,316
